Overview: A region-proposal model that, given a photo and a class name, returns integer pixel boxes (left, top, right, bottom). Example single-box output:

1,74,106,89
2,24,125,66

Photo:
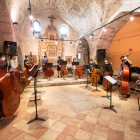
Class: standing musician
42,55,48,78
72,58,77,77
9,55,16,69
118,56,132,98
88,59,94,85
24,55,31,72
57,56,62,78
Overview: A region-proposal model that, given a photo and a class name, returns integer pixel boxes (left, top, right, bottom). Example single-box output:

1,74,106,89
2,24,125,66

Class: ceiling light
29,15,33,20
130,16,134,20
31,28,33,31
33,36,35,39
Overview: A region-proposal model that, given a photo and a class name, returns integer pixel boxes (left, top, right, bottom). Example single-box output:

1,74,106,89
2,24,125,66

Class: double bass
103,54,113,90
118,48,133,95
60,61,68,76
76,64,83,78
90,56,100,84
5,46,25,94
44,60,54,78
0,70,20,117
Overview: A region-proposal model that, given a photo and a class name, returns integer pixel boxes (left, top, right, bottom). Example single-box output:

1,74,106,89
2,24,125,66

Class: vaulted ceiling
5,0,140,38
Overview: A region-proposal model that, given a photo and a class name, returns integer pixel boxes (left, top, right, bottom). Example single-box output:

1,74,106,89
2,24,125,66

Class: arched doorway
77,38,90,65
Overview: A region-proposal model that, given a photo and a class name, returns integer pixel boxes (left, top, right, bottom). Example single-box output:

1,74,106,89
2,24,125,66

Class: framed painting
65,56,72,64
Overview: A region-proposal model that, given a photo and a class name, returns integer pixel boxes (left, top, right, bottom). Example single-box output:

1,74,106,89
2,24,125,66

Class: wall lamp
13,22,18,25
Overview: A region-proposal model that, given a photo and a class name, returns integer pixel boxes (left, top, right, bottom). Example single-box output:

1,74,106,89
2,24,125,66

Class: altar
38,16,64,66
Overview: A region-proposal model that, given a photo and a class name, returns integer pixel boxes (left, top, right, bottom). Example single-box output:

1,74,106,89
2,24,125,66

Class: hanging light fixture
130,16,134,20
103,25,107,32
130,11,134,21
29,15,33,20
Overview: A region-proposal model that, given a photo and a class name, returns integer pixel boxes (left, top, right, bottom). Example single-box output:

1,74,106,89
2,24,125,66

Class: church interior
1,0,140,140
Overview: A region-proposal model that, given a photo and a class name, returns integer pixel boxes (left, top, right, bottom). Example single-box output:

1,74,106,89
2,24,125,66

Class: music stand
60,61,67,80
27,68,46,124
29,64,41,101
45,63,53,81
92,64,101,92
102,64,113,99
84,65,90,88
72,62,79,80
103,76,117,113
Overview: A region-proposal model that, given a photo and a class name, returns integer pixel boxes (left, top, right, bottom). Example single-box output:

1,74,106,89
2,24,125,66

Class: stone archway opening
77,38,90,65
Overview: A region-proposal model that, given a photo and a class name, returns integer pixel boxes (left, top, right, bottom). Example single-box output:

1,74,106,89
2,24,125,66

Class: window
33,20,41,34
42,49,46,56
60,25,68,37
78,52,81,60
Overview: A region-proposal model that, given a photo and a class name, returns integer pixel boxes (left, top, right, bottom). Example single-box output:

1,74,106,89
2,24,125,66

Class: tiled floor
1,84,140,140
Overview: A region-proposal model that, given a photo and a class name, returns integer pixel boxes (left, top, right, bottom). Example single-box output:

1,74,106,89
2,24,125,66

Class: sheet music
104,76,117,85
29,63,38,72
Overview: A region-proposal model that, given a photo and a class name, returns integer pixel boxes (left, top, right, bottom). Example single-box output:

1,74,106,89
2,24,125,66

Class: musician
42,55,48,78
73,58,77,76
24,55,31,72
119,56,132,98
9,55,16,69
87,59,95,85
88,59,94,74
0,52,6,70
57,56,62,78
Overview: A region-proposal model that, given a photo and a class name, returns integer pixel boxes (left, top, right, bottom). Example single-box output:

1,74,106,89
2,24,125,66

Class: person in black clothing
119,56,132,98
24,55,31,72
88,59,94,76
57,56,62,78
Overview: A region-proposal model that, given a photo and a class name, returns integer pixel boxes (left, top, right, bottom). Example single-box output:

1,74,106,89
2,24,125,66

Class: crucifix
48,15,56,27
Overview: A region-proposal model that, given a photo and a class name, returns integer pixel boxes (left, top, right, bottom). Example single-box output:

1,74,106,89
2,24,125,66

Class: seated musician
24,55,31,72
57,56,62,78
119,56,132,98
9,55,16,69
42,55,48,79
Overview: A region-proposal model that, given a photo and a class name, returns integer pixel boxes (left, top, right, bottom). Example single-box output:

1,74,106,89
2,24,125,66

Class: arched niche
77,38,90,65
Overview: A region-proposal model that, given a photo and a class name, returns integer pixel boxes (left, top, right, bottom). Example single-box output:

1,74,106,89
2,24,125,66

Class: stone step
26,78,89,88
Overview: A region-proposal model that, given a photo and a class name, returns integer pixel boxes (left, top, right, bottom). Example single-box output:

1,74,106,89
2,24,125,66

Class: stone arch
96,11,140,57
77,38,90,65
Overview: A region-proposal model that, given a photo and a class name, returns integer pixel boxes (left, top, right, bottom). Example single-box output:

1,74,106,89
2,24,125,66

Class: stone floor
1,84,140,140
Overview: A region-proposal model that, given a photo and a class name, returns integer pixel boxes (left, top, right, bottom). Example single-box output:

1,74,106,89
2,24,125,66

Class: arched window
60,25,68,37
33,20,41,34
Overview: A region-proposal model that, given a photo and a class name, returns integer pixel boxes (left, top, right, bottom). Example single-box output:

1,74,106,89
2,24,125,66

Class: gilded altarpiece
38,26,64,66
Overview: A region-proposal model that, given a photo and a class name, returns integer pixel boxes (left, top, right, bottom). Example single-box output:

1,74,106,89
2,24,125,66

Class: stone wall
0,0,14,52
21,10,78,66
3,0,140,62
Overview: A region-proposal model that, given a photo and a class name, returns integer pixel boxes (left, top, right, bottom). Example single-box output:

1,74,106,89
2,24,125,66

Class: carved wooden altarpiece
38,16,64,66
